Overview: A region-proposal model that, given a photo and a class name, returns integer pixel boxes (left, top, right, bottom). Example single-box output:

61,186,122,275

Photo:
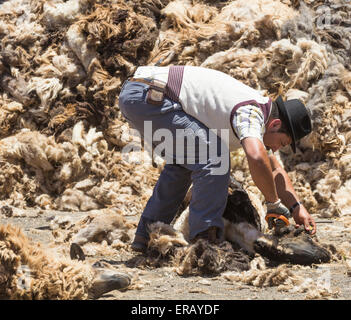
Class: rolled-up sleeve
232,105,265,142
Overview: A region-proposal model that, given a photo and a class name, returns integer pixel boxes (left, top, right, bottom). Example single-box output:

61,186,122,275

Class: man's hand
265,199,290,229
266,200,290,217
292,204,316,235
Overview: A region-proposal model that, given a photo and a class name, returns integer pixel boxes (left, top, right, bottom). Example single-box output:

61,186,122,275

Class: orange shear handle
265,213,290,226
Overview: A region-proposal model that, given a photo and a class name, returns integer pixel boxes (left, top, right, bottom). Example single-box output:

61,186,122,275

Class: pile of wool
279,62,351,217
312,1,351,67
0,0,159,138
150,0,298,68
222,264,339,299
222,264,301,289
0,122,159,214
0,0,166,232
50,208,135,255
0,223,131,299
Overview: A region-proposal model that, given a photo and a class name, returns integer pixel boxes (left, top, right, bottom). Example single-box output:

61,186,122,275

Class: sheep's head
0,224,131,299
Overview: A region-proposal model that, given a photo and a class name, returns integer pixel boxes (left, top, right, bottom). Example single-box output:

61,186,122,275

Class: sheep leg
88,269,131,299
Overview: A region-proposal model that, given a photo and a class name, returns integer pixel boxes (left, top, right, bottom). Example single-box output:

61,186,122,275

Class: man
118,65,316,253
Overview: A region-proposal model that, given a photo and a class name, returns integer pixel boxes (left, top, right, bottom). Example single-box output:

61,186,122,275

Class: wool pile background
1,0,351,300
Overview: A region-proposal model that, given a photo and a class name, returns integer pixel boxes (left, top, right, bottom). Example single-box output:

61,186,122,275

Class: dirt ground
1,209,351,301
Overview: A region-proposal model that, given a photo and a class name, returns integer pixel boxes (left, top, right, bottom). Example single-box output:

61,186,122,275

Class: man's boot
131,234,149,253
192,226,221,245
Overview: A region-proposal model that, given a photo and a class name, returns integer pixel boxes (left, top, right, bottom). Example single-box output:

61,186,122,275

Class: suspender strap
165,66,184,102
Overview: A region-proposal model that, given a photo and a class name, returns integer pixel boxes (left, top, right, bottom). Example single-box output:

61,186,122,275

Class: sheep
0,223,131,299
139,182,331,276
68,209,134,248
215,183,330,267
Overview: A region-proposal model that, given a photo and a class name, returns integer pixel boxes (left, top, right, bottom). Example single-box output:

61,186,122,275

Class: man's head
263,97,312,153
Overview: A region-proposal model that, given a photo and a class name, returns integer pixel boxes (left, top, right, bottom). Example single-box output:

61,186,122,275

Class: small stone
199,279,211,286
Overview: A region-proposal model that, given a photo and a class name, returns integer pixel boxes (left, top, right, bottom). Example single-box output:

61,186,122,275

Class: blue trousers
118,80,230,240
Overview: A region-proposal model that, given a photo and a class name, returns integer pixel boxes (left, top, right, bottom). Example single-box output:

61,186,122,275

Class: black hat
275,96,312,153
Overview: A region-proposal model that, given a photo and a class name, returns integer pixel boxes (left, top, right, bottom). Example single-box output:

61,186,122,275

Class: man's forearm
242,138,279,203
268,154,300,209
